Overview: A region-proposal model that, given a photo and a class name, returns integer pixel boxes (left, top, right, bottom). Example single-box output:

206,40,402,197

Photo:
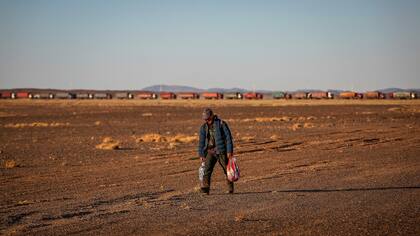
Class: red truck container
309,92,333,99
16,92,30,99
160,92,177,99
339,92,362,99
178,92,200,99
291,92,308,99
137,92,158,99
364,91,385,99
202,92,223,99
244,92,263,99
1,92,12,99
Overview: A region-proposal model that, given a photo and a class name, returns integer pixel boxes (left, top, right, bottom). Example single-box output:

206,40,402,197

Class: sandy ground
1,100,419,235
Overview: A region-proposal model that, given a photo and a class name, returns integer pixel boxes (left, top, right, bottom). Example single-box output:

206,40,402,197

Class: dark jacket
198,116,233,157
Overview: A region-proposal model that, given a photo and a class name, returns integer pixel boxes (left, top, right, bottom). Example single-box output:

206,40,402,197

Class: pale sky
0,0,419,91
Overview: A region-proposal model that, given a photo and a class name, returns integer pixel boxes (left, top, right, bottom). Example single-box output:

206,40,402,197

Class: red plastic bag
227,157,240,182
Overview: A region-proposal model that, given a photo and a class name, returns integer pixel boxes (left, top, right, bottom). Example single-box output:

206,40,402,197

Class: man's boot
200,187,210,194
201,178,210,195
226,181,234,194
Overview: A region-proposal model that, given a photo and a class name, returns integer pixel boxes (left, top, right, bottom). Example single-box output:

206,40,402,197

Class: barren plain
1,100,419,235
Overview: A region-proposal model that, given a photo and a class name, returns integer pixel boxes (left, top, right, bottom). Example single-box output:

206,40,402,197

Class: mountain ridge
1,85,419,94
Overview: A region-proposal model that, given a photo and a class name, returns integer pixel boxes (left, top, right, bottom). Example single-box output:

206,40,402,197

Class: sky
0,0,419,91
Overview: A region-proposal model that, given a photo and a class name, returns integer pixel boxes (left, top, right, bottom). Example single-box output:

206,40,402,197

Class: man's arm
198,124,206,160
222,121,233,158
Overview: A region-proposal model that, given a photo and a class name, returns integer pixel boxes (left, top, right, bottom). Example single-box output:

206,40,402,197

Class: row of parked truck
0,91,418,100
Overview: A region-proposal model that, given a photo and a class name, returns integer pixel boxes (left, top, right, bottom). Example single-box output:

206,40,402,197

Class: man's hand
200,157,205,162
227,153,233,159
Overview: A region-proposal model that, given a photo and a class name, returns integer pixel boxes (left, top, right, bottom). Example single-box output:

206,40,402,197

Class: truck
92,93,112,99
224,92,243,99
272,92,289,99
178,92,200,99
339,92,363,99
137,92,158,99
202,92,223,99
15,92,30,99
392,92,416,99
244,92,263,99
55,92,76,99
160,92,177,99
1,92,12,99
291,92,309,99
114,92,134,99
364,91,385,99
76,93,91,99
309,92,333,99
30,93,54,99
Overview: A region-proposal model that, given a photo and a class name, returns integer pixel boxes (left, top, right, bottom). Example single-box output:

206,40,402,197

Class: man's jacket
198,116,233,157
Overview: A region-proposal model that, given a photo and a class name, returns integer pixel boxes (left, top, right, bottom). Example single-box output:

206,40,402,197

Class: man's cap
202,108,214,120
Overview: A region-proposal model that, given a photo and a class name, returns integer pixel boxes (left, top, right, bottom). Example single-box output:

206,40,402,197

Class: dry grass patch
303,122,315,128
289,122,315,130
4,122,70,128
135,133,197,144
168,142,179,149
135,133,198,149
387,106,420,112
237,116,292,123
388,107,403,112
135,133,167,142
180,203,191,210
95,137,121,150
255,116,291,122
0,112,18,117
289,123,303,131
234,212,247,222
168,134,198,143
17,200,35,206
50,122,69,127
387,106,420,113
241,136,255,141
359,111,375,115
4,160,18,169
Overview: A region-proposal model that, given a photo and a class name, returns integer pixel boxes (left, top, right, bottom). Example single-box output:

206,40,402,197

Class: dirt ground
1,100,419,235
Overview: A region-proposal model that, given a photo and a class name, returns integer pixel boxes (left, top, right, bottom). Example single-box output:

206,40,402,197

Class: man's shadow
231,186,420,195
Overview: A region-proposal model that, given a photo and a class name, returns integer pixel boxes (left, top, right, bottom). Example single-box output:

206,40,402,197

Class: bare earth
1,100,419,235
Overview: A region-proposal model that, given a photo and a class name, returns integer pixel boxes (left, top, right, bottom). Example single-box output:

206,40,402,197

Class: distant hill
142,85,203,93
143,85,253,93
142,85,277,93
1,86,419,94
142,85,420,94
206,87,248,93
378,88,420,93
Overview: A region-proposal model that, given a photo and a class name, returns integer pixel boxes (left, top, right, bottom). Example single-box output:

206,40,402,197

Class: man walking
198,108,234,194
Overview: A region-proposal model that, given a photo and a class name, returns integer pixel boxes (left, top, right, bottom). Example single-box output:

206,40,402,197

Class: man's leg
201,151,217,194
218,153,234,194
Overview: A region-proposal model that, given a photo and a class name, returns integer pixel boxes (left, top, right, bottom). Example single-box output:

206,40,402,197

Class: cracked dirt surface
1,100,419,235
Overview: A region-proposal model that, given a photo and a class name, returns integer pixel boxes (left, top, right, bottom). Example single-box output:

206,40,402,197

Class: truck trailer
202,92,223,99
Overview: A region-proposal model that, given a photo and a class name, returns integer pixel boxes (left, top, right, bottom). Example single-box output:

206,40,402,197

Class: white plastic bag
198,162,205,182
227,157,240,182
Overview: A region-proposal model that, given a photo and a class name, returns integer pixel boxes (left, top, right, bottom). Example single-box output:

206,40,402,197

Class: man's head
202,108,214,124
